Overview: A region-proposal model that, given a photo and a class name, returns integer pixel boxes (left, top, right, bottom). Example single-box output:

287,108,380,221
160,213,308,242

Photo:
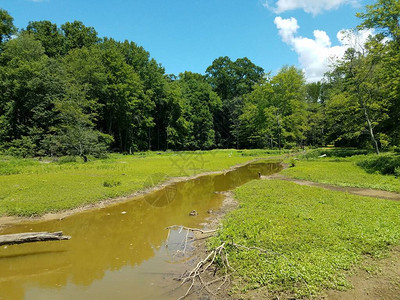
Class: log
0,231,71,246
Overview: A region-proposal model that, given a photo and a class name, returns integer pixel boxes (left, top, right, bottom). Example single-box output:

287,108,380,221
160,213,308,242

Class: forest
0,0,399,159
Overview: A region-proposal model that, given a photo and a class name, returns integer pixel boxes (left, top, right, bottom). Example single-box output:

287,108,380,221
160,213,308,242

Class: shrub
357,154,400,175
103,180,121,187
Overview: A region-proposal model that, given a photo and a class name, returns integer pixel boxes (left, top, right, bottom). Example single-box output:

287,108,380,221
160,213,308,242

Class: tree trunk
361,99,380,155
0,231,71,246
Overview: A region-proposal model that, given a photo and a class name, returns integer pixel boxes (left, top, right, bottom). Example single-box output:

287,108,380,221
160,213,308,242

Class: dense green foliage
323,0,400,152
356,153,400,176
212,179,400,297
0,0,399,157
0,149,282,216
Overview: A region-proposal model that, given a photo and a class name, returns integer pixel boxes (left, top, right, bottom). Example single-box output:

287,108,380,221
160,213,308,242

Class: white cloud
274,17,299,43
274,16,374,82
266,0,359,15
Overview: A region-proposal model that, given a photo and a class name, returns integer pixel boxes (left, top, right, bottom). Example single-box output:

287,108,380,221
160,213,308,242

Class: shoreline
0,157,282,230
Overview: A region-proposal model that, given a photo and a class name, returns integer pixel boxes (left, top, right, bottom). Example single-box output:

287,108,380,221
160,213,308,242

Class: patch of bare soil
263,173,400,201
321,246,400,300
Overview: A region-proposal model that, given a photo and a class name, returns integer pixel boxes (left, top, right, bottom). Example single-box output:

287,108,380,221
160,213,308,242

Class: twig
182,229,190,254
166,226,310,299
166,225,217,234
175,240,312,299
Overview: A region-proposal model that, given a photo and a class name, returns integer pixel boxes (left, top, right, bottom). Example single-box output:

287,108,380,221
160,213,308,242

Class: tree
305,82,326,147
357,0,400,43
357,0,400,147
164,79,191,150
98,39,154,152
205,56,264,148
47,85,113,161
269,66,308,149
240,66,307,149
324,45,389,152
61,21,99,53
179,72,222,149
0,9,16,47
240,78,274,148
0,33,64,155
25,21,65,57
118,40,169,150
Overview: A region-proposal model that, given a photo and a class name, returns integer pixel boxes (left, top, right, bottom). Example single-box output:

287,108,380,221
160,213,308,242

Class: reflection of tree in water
213,162,282,192
0,162,282,298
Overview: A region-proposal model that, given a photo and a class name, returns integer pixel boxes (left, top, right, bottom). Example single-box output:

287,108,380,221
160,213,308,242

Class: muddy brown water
0,161,282,300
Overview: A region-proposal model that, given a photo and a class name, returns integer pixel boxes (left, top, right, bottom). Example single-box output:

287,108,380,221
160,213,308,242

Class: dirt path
263,173,400,201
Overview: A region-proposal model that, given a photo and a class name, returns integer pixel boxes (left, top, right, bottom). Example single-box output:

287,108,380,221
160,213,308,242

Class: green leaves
239,66,308,149
0,9,16,46
357,0,400,42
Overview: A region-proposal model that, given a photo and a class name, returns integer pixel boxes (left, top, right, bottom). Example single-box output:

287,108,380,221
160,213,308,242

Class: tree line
0,0,398,159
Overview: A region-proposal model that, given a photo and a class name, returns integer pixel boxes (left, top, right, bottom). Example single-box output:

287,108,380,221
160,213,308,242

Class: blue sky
1,0,375,81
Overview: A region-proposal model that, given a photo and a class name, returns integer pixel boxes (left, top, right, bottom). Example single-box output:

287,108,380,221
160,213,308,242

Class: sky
0,0,375,81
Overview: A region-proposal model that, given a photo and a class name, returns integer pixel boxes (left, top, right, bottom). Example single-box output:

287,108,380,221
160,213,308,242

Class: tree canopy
0,1,399,158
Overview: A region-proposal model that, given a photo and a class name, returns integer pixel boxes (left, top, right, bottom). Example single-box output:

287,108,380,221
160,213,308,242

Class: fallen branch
177,242,229,299
174,239,311,299
165,225,217,234
0,231,71,246
166,226,310,299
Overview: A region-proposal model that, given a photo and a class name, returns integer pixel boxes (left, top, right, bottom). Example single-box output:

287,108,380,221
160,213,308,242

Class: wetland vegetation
212,163,400,297
1,0,400,299
0,149,285,217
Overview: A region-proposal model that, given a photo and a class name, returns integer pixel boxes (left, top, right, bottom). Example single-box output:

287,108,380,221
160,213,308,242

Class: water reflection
0,162,281,299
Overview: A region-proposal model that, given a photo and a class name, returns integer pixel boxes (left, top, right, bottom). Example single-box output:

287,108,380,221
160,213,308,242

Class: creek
0,161,282,299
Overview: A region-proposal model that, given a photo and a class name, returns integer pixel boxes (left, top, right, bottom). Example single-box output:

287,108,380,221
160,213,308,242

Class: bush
103,180,121,188
5,136,37,158
357,154,400,175
395,167,400,177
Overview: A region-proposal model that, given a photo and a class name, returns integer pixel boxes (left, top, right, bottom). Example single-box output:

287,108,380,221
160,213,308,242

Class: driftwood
0,231,71,246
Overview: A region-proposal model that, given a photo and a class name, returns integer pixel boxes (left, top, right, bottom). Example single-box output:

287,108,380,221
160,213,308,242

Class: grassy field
282,155,400,192
212,179,400,297
0,149,286,217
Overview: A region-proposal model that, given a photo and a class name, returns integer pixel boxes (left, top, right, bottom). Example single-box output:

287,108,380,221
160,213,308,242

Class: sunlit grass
212,179,400,297
282,158,400,192
0,149,285,216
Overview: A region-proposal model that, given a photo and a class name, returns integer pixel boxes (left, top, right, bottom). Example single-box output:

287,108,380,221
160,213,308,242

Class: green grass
212,180,400,297
282,158,400,193
0,149,284,216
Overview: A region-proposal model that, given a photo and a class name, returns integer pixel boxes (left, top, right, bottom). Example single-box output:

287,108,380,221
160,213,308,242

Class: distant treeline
0,0,399,158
